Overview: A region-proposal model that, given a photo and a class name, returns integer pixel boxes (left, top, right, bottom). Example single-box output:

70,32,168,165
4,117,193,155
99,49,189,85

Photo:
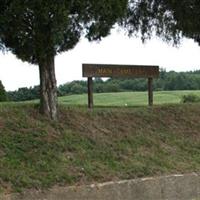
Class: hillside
0,103,200,194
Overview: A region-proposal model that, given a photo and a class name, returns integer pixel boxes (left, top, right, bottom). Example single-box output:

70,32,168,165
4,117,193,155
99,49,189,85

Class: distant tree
7,85,40,101
94,78,106,93
6,70,200,102
58,81,87,95
94,78,104,84
70,83,86,94
103,82,121,93
0,0,128,119
0,81,7,102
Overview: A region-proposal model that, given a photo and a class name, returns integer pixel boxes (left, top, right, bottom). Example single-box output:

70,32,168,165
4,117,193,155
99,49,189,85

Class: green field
59,90,200,106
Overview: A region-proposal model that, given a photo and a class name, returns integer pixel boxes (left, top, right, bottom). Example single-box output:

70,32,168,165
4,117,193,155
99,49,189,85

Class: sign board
83,64,159,78
82,63,160,108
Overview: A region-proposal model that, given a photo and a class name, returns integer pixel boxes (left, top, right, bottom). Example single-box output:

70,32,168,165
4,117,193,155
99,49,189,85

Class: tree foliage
0,0,128,119
0,80,7,102
0,0,127,64
7,86,39,101
164,0,200,45
124,0,178,43
124,0,200,45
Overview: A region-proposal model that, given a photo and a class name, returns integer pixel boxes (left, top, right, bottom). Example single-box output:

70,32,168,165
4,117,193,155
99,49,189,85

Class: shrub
181,94,200,103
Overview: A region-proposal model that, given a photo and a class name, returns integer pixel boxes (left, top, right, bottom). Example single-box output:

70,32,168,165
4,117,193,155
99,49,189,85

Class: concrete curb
1,173,200,200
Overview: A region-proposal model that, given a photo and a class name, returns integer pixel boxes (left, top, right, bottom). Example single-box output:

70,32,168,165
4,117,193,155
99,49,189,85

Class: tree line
2,69,200,102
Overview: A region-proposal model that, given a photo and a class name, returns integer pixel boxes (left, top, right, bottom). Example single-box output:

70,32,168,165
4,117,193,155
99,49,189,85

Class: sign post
88,77,93,108
82,64,159,108
148,77,153,106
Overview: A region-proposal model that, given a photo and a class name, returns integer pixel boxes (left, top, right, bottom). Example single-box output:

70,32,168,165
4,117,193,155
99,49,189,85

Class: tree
159,0,200,45
0,81,7,102
0,0,128,119
125,0,200,46
7,85,40,101
124,0,181,44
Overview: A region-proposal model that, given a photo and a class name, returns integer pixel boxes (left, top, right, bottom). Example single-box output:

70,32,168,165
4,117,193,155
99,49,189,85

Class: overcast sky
1,28,200,91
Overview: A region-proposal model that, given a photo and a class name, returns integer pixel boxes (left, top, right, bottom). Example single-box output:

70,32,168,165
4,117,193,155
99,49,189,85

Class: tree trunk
39,55,57,120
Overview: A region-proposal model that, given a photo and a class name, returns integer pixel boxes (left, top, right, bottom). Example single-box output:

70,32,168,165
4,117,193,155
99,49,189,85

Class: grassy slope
0,103,200,193
59,90,200,106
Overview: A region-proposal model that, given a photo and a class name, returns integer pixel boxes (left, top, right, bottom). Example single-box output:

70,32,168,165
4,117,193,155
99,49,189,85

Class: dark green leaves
0,0,128,64
125,0,200,45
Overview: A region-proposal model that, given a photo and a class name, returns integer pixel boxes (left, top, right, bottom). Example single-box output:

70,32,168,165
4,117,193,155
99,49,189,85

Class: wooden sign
83,64,159,78
82,63,159,108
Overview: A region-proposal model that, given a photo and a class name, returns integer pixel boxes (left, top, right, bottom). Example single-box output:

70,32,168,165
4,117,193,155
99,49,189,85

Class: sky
0,28,200,91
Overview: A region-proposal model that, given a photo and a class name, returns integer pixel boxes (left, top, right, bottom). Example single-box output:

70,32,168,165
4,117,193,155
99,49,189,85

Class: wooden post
88,77,93,108
148,77,153,106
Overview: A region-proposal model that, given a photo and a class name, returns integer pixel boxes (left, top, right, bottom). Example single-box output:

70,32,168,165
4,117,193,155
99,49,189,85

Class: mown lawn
59,90,200,106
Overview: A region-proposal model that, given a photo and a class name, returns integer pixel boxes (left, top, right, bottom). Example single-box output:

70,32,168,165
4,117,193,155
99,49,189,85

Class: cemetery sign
82,64,159,108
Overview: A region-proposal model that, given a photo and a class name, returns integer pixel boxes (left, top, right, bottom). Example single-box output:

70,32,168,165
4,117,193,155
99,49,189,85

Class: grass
59,90,200,106
0,101,200,194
